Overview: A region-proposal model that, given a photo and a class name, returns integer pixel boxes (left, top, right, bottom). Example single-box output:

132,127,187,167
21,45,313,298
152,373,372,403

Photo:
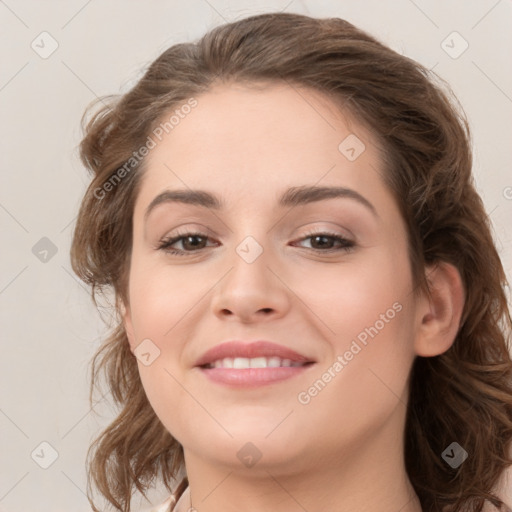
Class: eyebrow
144,185,378,221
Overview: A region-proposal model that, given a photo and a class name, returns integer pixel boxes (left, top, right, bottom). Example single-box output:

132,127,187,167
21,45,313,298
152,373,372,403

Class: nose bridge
210,231,289,320
228,233,273,292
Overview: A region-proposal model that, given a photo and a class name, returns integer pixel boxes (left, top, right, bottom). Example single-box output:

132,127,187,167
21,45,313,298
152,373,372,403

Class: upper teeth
206,357,305,369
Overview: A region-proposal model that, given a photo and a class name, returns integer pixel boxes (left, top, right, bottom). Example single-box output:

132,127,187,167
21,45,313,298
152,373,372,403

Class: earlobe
414,262,465,357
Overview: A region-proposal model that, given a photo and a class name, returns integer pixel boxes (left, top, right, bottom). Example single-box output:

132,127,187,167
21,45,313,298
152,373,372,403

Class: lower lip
198,365,314,388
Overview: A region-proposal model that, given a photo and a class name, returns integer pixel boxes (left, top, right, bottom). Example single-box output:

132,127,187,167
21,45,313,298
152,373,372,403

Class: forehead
135,82,386,213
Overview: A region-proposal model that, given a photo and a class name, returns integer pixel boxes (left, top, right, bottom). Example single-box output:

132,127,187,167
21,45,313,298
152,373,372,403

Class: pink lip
194,340,316,388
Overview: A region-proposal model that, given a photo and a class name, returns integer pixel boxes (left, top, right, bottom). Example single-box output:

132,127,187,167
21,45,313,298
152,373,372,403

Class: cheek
290,246,416,407
127,252,202,342
125,254,216,413
125,259,199,439
291,247,413,346
295,252,415,425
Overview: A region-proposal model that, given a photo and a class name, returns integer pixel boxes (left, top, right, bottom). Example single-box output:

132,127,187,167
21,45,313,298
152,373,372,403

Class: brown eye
309,234,336,249
294,231,355,253
180,234,208,251
158,232,215,255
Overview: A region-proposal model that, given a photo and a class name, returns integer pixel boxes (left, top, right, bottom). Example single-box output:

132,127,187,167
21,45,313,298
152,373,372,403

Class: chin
185,425,309,470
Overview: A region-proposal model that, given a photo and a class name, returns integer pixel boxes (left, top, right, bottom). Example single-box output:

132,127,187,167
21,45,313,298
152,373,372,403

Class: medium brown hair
70,12,512,512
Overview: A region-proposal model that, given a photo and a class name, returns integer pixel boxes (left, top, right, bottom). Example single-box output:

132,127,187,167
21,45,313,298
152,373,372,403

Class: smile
202,356,310,369
198,359,315,388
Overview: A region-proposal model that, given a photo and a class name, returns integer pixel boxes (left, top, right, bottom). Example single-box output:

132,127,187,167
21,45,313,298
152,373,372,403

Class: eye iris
183,235,206,250
311,235,334,249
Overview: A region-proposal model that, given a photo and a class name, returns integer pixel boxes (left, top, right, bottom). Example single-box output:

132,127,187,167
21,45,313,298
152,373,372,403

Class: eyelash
157,229,355,256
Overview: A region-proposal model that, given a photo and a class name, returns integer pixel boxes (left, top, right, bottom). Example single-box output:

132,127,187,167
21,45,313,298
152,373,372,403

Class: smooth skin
121,81,464,512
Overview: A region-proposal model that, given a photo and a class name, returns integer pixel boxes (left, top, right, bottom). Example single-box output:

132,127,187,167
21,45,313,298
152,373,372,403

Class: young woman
70,12,512,512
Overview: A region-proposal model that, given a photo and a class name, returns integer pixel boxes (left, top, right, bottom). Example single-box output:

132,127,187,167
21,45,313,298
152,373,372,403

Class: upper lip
194,340,316,367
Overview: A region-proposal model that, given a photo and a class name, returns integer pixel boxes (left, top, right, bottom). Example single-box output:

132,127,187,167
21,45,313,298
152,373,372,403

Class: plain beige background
0,1,511,511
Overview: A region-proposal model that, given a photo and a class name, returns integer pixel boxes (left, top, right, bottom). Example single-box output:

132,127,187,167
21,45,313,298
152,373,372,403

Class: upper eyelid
160,220,354,238
161,228,352,241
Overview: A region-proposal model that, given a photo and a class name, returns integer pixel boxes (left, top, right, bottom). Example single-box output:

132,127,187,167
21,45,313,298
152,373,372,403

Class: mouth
200,356,313,369
195,340,316,388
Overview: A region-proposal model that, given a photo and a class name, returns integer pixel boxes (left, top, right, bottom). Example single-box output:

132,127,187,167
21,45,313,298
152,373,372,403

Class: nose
210,242,291,324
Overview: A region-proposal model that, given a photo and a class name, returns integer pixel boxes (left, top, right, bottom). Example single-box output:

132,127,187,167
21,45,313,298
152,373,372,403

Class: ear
119,297,136,355
413,261,465,357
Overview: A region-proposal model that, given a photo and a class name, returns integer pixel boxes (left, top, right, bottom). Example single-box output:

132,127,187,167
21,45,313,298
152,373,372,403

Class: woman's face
122,81,421,474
